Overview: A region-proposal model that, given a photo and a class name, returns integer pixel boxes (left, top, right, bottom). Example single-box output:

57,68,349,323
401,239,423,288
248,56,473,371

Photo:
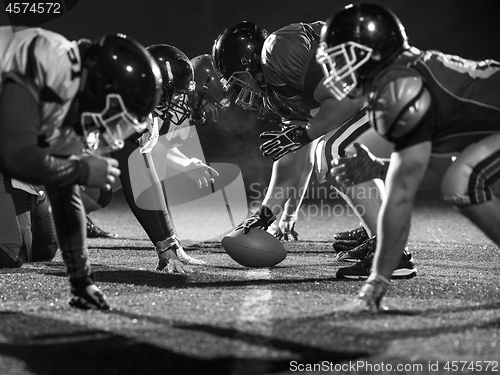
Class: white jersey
0,26,81,151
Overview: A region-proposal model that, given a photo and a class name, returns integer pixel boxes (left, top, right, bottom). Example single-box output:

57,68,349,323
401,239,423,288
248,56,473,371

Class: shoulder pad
369,70,431,140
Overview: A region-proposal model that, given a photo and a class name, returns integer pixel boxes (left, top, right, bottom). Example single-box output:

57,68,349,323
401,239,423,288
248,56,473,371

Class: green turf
0,190,499,375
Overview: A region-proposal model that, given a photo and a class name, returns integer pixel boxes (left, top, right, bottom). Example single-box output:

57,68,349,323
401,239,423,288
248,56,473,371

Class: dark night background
2,0,500,200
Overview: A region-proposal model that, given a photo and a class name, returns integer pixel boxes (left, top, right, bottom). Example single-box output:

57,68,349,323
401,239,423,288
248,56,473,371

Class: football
221,228,287,267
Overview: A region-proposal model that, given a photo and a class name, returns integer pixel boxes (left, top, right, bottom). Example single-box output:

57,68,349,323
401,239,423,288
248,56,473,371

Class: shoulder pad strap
369,72,431,140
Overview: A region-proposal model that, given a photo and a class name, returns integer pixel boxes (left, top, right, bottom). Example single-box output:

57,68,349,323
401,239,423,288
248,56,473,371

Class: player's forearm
0,147,88,187
166,148,192,170
374,192,413,279
0,81,89,187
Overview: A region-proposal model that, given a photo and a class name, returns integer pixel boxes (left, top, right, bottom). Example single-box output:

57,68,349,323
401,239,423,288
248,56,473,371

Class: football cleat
332,225,369,252
337,236,376,262
86,216,118,238
336,248,417,280
69,281,110,310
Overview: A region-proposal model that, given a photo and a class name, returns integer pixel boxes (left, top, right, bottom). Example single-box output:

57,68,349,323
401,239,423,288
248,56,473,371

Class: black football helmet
77,34,162,152
212,21,269,111
190,54,229,125
147,44,195,125
316,3,409,100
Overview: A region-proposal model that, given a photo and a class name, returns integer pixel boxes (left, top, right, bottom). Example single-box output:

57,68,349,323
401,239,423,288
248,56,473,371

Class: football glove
330,143,387,186
176,247,206,266
69,275,110,310
156,247,193,273
269,214,299,241
260,125,312,161
235,205,276,234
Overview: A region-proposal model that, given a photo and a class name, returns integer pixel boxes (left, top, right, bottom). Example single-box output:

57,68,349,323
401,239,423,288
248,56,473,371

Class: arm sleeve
0,80,88,187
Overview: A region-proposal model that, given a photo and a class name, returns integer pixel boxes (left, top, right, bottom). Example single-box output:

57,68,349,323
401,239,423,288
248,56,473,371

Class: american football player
212,21,415,279
81,46,222,272
317,3,500,312
0,26,162,310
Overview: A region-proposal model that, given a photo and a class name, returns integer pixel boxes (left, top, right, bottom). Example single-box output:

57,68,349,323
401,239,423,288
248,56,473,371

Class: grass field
0,189,499,375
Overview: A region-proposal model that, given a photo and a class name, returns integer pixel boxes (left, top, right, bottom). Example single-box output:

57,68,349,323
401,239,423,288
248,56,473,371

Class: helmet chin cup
80,93,147,152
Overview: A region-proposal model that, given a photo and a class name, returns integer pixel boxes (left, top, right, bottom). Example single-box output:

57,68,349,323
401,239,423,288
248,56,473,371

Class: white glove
157,248,192,274
268,214,299,241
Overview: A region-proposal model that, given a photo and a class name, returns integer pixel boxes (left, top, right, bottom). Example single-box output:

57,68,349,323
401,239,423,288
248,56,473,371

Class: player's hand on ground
185,158,220,188
276,220,299,241
157,249,192,274
235,206,276,234
269,217,300,241
81,155,120,191
176,247,206,265
330,143,386,186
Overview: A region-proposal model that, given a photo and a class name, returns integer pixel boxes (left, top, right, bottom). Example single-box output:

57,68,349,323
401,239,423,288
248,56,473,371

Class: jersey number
67,46,81,80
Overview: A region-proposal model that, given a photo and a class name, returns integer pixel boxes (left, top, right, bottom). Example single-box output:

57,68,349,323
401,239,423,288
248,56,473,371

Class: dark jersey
371,48,500,153
261,22,326,121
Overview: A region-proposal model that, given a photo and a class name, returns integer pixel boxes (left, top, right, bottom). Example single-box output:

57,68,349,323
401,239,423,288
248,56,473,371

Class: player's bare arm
373,142,431,279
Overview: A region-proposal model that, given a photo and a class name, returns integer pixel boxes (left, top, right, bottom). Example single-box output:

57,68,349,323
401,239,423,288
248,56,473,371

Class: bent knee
441,157,497,206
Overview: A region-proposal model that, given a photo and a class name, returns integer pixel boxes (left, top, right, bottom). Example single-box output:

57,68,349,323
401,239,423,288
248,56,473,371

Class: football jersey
261,22,326,121
0,26,81,153
372,48,500,153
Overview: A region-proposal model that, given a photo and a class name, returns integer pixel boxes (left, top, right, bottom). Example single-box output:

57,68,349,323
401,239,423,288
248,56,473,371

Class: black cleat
86,216,118,238
332,226,369,253
336,249,417,280
337,236,377,262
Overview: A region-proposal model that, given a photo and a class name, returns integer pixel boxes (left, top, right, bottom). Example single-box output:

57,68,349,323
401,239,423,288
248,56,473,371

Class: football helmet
147,44,195,125
190,54,229,125
212,21,268,111
316,3,409,100
78,34,162,152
